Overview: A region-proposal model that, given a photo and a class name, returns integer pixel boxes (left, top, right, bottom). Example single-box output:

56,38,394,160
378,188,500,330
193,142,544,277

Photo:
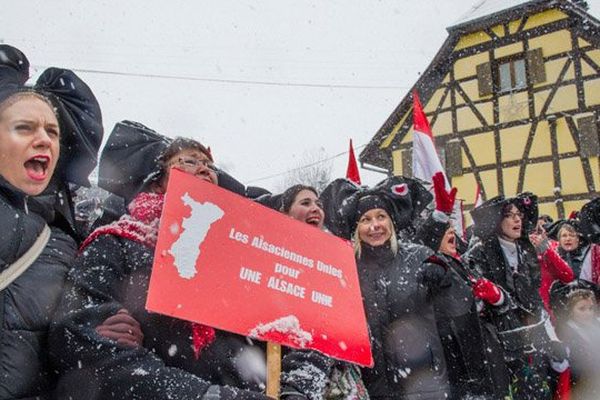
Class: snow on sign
146,169,373,367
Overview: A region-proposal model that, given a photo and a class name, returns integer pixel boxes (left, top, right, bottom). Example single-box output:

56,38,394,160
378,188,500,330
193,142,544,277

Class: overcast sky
3,0,599,191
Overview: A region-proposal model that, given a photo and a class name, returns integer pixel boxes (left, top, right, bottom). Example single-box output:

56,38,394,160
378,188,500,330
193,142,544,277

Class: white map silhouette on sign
168,192,224,279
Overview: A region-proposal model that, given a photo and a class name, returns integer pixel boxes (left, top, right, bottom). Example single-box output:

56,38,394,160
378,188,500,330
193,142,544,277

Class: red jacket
538,241,574,316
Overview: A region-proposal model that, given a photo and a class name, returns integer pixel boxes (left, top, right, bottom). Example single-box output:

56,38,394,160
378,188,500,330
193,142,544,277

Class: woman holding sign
50,123,272,400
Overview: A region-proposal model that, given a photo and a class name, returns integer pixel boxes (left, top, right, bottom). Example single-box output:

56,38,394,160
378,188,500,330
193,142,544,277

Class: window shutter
401,148,412,177
527,48,546,85
476,62,493,97
577,115,600,157
445,140,463,177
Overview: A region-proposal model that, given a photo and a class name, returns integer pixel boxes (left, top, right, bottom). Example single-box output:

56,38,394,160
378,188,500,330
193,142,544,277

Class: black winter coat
430,253,507,399
465,237,547,361
0,178,76,400
357,242,449,400
49,233,269,400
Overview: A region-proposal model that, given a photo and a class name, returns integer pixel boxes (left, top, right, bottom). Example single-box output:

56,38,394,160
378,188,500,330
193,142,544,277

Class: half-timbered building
360,0,600,218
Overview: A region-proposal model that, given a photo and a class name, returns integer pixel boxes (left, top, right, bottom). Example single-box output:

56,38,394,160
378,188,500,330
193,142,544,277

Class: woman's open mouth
24,155,50,182
306,216,322,226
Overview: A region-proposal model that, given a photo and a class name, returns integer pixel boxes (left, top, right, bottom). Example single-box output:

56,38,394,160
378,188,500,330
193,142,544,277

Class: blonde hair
352,218,398,258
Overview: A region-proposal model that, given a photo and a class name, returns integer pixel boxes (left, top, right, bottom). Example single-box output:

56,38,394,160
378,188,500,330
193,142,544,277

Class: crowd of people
1,43,600,400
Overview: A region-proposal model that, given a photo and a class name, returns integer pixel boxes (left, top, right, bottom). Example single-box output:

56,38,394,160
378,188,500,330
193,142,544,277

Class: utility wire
32,64,410,90
245,143,368,184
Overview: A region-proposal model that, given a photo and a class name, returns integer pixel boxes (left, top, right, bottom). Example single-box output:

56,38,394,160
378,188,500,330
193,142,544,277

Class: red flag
346,139,361,185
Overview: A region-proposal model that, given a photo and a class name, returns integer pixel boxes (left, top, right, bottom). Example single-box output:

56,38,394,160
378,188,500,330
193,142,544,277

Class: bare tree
278,147,333,193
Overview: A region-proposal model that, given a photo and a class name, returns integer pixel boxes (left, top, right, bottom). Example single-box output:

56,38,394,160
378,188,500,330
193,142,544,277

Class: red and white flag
412,90,447,188
474,183,483,208
412,90,466,237
346,139,361,185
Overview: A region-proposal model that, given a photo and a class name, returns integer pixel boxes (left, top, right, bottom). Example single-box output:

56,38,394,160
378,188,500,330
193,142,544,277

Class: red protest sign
146,169,373,367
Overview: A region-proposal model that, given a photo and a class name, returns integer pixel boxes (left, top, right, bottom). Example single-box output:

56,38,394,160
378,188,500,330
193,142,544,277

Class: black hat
99,120,250,201
246,185,271,200
321,176,432,239
579,197,600,243
0,44,103,187
546,218,582,241
470,192,538,239
99,120,171,201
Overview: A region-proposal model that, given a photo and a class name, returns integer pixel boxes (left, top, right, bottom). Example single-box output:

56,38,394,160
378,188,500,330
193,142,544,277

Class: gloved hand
432,172,457,214
96,308,144,348
472,278,503,305
529,230,549,254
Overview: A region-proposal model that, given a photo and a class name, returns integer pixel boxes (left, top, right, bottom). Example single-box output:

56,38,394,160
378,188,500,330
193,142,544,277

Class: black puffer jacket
0,178,77,400
49,233,270,400
357,242,449,400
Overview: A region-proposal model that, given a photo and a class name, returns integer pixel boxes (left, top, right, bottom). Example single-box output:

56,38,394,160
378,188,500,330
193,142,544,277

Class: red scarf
81,191,215,358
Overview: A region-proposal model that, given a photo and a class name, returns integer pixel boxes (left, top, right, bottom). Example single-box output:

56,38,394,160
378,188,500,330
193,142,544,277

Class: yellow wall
528,30,572,57
454,52,490,80
463,132,496,165
498,92,529,122
457,106,486,131
556,118,577,153
581,58,598,77
543,58,569,87
503,166,521,196
535,86,577,115
538,202,558,220
424,88,447,113
495,42,524,58
491,24,505,38
430,111,453,136
548,85,578,113
523,9,569,31
499,125,530,162
529,122,552,158
586,49,600,69
392,149,403,176
451,173,477,205
584,78,600,107
520,162,555,198
459,79,480,103
592,157,600,190
454,31,491,51
559,157,589,195
480,169,499,198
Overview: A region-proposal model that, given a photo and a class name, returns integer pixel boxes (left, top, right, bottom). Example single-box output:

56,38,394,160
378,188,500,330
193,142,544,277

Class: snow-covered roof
450,0,540,29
